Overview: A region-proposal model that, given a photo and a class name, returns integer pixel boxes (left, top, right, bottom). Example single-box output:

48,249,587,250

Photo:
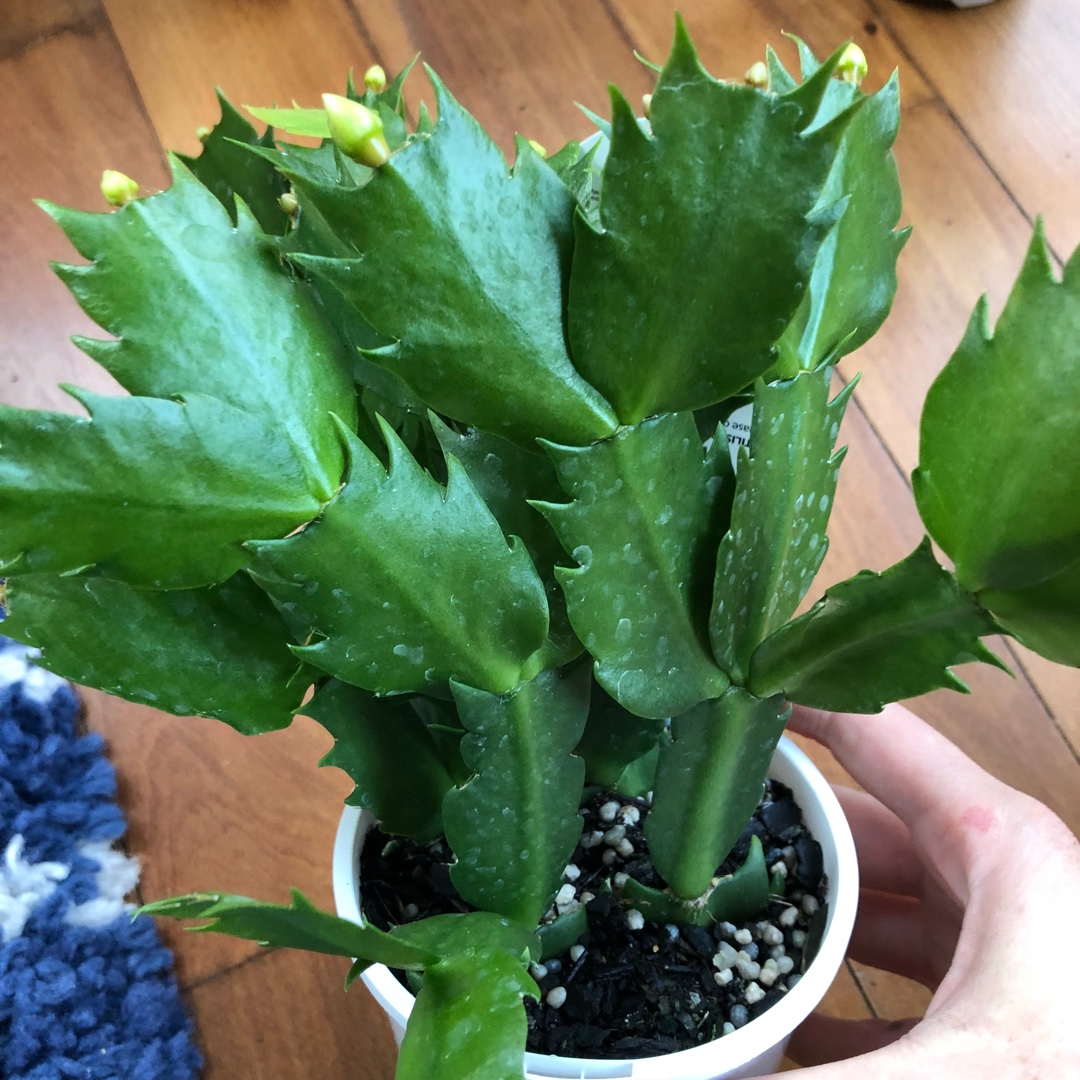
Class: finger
789,703,1017,900
835,786,922,898
847,890,940,987
787,1013,919,1068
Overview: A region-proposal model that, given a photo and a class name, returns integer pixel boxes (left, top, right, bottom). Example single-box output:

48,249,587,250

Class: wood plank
837,100,1036,475
355,0,654,155
84,692,353,987
874,0,1080,258
102,0,380,156
0,12,164,413
187,949,397,1080
607,0,934,108
0,0,98,56
1008,644,1080,750
850,962,931,1021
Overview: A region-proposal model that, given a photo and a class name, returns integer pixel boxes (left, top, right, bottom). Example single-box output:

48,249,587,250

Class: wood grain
3,0,1080,1075
608,0,934,108
875,0,1080,259
84,693,353,987
0,13,163,413
188,949,397,1080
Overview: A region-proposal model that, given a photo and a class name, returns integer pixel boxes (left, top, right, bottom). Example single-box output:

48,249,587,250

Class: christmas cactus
3,20,1079,1079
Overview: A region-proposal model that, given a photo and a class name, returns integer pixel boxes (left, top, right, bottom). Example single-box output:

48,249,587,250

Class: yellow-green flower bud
836,43,868,86
363,64,387,93
322,93,391,167
642,93,653,119
527,139,548,159
744,61,769,90
196,126,212,142
100,169,139,208
278,191,299,216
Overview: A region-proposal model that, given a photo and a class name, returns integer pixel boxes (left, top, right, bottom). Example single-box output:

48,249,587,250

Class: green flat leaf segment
443,667,589,926
397,949,536,1080
748,539,1005,711
245,105,332,138
0,391,323,588
645,689,788,899
285,70,618,447
44,158,356,501
774,73,907,375
179,90,290,234
2,571,311,735
915,225,1080,666
139,889,436,970
249,422,549,696
574,673,665,787
711,369,852,684
302,679,452,841
430,417,581,667
567,19,857,424
390,911,539,962
621,834,770,926
536,411,732,720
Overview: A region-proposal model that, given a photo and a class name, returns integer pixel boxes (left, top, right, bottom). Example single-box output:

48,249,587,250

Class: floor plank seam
1001,640,1080,767
864,0,1061,268
597,0,646,68
846,958,879,1018
180,947,281,994
338,0,387,74
98,5,169,174
0,10,102,64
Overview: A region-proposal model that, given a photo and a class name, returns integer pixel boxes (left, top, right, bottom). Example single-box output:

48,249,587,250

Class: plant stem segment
645,688,789,900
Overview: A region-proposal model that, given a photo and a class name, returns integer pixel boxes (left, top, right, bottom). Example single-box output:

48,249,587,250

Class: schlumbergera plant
3,20,1080,1078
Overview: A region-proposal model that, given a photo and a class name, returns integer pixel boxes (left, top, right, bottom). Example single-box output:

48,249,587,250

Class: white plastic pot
333,735,858,1080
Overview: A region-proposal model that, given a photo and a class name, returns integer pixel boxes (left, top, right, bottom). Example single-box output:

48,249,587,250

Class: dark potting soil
359,780,828,1060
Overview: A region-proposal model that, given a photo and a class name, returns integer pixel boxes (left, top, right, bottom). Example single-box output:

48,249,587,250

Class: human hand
774,702,1080,1077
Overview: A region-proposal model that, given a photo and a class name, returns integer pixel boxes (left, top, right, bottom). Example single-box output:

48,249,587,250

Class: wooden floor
2,0,1079,1075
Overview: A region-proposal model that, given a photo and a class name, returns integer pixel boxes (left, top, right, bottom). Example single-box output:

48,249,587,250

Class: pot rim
332,735,859,1079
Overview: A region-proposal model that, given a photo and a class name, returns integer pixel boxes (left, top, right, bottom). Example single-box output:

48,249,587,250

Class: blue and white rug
0,637,202,1079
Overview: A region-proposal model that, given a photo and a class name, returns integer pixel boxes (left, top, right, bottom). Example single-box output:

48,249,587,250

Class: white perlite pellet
618,805,641,825
762,925,784,946
602,848,618,865
713,942,738,970
581,830,604,849
770,861,788,879
770,945,786,960
530,963,548,980
713,968,733,986
759,959,780,987
734,953,760,981
599,800,621,822
615,838,635,857
734,928,753,945
555,884,577,909
778,905,799,927
563,863,581,881
569,944,585,963
744,981,766,1005
404,903,419,919
776,955,795,975
603,824,627,845
626,909,645,931
792,929,807,948
612,872,629,890
722,1022,735,1036
580,891,596,904
717,921,737,939
802,895,820,915
546,986,567,1009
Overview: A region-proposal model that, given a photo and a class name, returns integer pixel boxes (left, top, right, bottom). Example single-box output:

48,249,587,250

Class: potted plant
2,18,1078,1080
